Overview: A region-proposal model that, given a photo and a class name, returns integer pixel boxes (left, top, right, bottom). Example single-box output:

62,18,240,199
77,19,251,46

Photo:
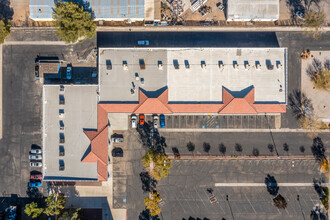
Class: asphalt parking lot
0,42,95,198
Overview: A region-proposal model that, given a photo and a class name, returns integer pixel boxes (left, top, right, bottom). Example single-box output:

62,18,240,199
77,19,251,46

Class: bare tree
273,194,287,209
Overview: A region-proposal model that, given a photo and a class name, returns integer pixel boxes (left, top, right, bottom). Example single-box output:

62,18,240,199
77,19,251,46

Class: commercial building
42,47,287,182
226,0,279,22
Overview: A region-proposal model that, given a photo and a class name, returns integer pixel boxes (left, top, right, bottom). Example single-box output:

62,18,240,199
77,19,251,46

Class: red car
139,114,145,128
30,174,42,180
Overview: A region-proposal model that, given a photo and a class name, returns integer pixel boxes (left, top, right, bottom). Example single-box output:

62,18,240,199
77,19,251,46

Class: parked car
112,147,123,157
131,114,137,128
160,115,165,128
30,174,43,180
153,115,159,128
30,162,42,167
30,149,42,154
111,133,124,143
29,154,42,160
296,10,304,19
29,181,42,188
66,66,72,79
139,114,145,128
137,40,149,46
216,2,225,11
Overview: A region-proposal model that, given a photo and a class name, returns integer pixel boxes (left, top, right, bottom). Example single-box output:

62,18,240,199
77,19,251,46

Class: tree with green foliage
24,202,44,219
53,1,96,43
312,68,330,90
0,20,10,44
144,192,162,216
142,149,172,181
44,193,67,216
59,206,81,220
302,11,325,40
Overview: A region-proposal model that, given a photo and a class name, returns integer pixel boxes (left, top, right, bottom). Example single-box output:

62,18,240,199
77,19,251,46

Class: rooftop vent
59,160,65,171
59,95,65,105
106,60,112,70
158,61,163,70
184,60,190,69
201,61,206,69
267,64,274,70
59,133,65,144
139,59,145,70
173,59,179,69
59,120,64,130
277,62,282,69
218,61,224,70
60,85,64,92
122,61,128,70
244,61,250,70
233,61,239,70
59,109,64,118
135,73,139,81
59,145,65,156
256,61,261,69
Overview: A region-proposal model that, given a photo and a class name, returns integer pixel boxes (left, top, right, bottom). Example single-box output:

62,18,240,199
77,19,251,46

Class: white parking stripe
214,183,314,187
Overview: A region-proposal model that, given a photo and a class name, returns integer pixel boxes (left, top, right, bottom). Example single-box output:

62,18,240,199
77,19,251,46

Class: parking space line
215,183,314,187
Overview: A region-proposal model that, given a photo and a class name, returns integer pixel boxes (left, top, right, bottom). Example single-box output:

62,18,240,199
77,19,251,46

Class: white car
31,149,42,154
131,115,137,128
29,154,42,160
30,162,42,167
153,115,159,128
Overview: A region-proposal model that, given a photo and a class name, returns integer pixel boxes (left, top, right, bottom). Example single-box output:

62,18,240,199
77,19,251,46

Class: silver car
30,162,42,167
31,149,42,154
131,114,137,128
29,154,42,160
153,115,159,128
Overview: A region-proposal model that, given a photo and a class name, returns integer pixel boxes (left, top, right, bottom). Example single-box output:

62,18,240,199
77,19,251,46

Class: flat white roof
99,48,287,104
43,85,99,181
227,0,279,21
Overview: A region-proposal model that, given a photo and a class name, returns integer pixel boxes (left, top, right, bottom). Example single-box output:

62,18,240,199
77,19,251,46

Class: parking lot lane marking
243,192,257,214
215,183,314,187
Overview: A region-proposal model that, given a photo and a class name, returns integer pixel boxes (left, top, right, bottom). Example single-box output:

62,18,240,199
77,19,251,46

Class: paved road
160,131,329,156
97,31,280,48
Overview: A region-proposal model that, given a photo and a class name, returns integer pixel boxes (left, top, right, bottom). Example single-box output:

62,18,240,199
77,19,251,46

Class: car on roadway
139,114,145,128
30,174,43,180
153,115,159,129
30,162,42,167
30,149,42,154
137,40,149,46
131,114,137,128
66,66,72,79
160,115,165,128
29,154,42,160
29,181,42,188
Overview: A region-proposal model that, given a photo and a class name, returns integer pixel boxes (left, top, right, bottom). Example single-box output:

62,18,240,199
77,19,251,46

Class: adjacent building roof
226,0,279,21
30,0,145,20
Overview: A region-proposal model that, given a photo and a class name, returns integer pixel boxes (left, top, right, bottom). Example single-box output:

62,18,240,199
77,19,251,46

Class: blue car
160,115,165,128
66,66,72,79
29,181,42,188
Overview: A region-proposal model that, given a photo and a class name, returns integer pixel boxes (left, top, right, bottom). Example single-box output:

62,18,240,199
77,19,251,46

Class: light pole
226,195,235,220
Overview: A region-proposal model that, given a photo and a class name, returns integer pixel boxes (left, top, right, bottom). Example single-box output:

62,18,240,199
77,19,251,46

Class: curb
161,128,330,133
168,155,316,160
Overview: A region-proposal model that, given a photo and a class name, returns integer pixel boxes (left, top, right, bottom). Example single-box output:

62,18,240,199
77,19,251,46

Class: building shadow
139,209,160,220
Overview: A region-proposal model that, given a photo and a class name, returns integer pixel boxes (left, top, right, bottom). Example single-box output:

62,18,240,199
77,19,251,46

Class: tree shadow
139,209,160,220
172,147,180,158
288,89,314,119
202,142,211,154
268,144,274,153
187,142,195,154
306,58,324,79
26,186,43,199
0,0,13,21
285,0,321,24
311,137,325,162
53,185,80,198
252,148,259,156
264,174,279,196
234,143,243,153
283,143,289,152
299,145,306,153
137,122,167,154
219,143,226,155
140,172,157,193
310,204,328,220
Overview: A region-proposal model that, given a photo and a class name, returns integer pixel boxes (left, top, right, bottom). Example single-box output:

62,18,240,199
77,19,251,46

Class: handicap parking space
159,114,278,129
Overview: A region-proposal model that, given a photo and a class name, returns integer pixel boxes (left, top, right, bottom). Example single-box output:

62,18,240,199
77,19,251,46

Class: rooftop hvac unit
245,63,250,70
59,109,64,118
106,60,112,70
122,61,128,70
139,59,145,70
201,61,206,69
60,85,64,92
256,64,261,69
59,133,65,143
267,64,274,70
277,63,283,69
173,59,179,69
59,160,65,171
218,61,224,70
59,95,65,105
184,60,190,69
59,120,64,130
234,64,239,69
59,145,65,156
158,61,163,70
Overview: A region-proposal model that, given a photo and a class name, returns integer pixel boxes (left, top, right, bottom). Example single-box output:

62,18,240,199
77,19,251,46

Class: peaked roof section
133,89,173,114
219,87,256,114
82,124,108,181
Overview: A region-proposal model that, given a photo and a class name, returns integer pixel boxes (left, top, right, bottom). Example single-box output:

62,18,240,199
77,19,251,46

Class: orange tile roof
253,104,286,113
219,98,257,114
